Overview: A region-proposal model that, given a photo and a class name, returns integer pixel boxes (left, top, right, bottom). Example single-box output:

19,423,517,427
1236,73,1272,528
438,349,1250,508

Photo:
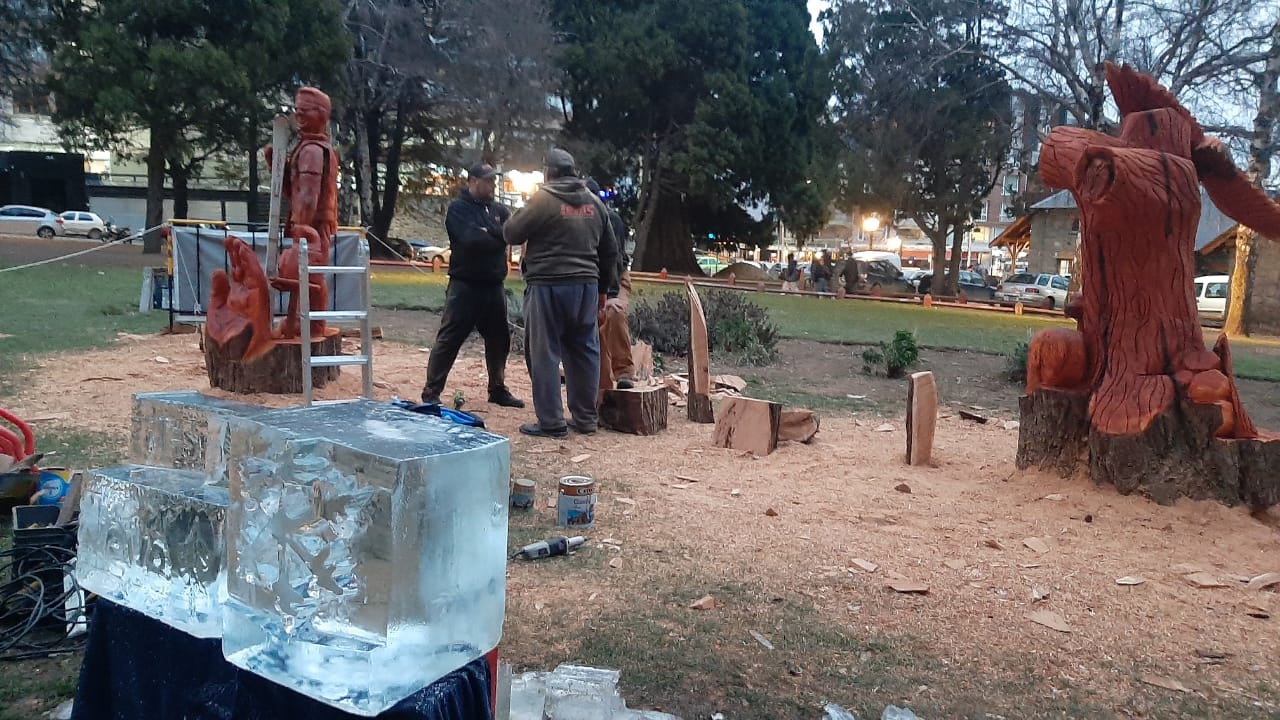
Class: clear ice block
221,401,510,716
131,391,273,480
76,464,228,638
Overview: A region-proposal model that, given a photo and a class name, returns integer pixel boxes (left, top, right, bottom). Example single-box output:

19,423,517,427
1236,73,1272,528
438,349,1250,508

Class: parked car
995,272,1070,309
0,205,65,238
901,267,928,286
696,255,729,276
916,269,997,300
58,210,107,239
1193,274,1229,322
410,241,451,263
836,258,912,293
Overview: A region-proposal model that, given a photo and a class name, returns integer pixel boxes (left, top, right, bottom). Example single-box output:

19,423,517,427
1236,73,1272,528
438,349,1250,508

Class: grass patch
34,428,128,469
0,265,161,395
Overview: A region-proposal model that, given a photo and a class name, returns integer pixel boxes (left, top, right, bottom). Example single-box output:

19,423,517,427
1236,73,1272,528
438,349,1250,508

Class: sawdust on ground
9,332,1280,713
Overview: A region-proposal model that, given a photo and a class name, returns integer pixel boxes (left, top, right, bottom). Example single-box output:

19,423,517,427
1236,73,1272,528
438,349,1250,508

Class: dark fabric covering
73,600,492,720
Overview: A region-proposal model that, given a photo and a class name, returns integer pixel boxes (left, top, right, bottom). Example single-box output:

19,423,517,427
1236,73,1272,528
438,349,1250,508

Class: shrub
1004,339,1030,383
861,330,920,378
629,289,779,365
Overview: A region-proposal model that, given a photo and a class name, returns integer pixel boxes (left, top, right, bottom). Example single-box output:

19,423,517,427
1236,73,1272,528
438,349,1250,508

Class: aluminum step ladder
297,235,374,406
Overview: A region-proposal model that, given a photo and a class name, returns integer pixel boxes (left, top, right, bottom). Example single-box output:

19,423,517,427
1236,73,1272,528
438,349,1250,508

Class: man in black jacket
505,149,617,437
421,163,524,408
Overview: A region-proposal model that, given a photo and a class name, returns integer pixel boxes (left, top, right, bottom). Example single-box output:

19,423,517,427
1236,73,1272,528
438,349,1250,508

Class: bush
1004,339,1029,383
629,289,779,365
861,330,920,378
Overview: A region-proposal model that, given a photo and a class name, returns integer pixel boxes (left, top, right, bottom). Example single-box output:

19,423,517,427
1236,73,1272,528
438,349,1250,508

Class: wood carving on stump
203,86,347,395
686,283,714,423
1019,63,1280,508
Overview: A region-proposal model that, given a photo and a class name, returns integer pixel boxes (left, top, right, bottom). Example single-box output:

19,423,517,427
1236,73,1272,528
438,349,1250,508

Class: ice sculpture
77,465,229,638
220,401,510,716
131,391,271,480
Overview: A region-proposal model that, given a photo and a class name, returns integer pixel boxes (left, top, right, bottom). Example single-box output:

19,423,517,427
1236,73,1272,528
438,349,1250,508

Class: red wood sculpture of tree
1018,63,1280,508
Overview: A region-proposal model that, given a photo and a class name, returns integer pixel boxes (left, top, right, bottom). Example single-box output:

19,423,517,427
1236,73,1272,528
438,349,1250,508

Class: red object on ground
0,408,35,459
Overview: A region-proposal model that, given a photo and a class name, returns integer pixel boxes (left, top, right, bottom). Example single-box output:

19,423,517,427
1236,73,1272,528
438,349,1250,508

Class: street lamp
861,215,881,250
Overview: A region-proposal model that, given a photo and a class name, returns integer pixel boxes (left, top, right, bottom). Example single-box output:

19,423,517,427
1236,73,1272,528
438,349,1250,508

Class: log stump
779,410,819,444
600,386,668,435
204,325,341,394
713,397,781,456
906,371,938,466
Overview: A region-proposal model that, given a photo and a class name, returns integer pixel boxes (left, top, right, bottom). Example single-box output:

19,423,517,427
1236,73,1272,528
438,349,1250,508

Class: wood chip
1244,600,1271,619
79,377,124,383
1020,563,1042,569
894,482,912,494
153,356,171,364
1002,420,1021,430
712,374,748,392
1246,572,1280,591
764,508,779,517
670,484,690,490
1023,537,1050,554
608,558,623,569
874,423,896,432
1041,493,1066,501
689,594,717,610
959,410,988,424
886,581,929,594
21,413,69,422
1032,587,1050,603
1026,610,1072,633
1116,576,1146,586
730,488,742,497
615,497,636,505
570,454,590,463
983,538,1006,551
748,630,774,650
674,474,700,483
850,559,878,573
943,559,966,570
1171,563,1209,574
1183,572,1229,589
1140,675,1192,693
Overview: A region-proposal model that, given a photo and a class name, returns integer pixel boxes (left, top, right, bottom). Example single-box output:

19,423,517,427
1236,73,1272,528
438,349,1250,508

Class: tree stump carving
1019,63,1280,508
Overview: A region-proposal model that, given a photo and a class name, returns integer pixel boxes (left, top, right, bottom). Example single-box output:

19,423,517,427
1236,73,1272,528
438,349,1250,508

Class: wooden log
204,325,341,394
600,386,668,435
631,341,654,382
906,371,938,465
686,282,714,423
713,397,781,456
779,410,819,443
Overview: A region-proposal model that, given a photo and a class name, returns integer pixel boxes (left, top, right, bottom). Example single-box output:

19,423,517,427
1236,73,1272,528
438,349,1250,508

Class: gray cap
545,148,576,174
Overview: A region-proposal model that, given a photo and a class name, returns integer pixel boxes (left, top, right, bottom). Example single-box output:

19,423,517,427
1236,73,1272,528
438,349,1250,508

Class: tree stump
686,283,714,423
779,410,820,443
600,386,668,435
204,325,341,394
713,397,781,456
1017,63,1280,508
906,371,937,466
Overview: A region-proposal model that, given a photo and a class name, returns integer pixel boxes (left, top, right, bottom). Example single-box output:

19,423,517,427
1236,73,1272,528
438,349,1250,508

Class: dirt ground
8,315,1280,717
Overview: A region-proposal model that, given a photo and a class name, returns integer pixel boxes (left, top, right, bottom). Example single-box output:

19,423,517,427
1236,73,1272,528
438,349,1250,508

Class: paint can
510,478,536,509
556,476,596,529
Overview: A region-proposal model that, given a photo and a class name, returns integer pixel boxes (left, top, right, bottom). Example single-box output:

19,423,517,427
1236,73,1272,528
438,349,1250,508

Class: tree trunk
366,110,382,220
1224,226,1257,336
634,184,699,274
370,99,406,255
247,146,261,223
599,387,668,435
945,223,965,296
170,162,190,221
142,129,171,254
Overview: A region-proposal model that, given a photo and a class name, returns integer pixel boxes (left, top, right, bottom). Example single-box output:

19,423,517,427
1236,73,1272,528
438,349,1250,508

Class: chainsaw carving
1018,63,1280,508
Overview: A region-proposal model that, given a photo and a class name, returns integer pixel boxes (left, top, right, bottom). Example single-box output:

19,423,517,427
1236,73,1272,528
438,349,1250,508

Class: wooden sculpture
686,283,714,423
202,86,343,394
1018,63,1280,508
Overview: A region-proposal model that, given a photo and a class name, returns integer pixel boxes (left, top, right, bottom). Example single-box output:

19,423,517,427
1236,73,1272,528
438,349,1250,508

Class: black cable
0,542,91,661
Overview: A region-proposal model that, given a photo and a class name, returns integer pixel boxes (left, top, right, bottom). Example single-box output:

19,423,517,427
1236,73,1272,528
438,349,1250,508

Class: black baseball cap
468,163,498,180
545,148,576,174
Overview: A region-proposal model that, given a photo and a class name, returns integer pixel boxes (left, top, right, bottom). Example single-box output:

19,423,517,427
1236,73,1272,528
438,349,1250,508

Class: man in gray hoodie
504,149,618,437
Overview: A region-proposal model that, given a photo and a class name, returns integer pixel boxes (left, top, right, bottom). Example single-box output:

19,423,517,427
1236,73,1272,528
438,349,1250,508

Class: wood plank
687,282,714,423
631,341,655,382
600,387,669,435
906,371,938,465
713,397,781,456
779,409,820,443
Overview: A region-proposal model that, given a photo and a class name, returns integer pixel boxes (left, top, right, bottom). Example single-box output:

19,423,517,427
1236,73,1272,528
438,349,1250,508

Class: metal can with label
510,478,536,509
556,476,596,529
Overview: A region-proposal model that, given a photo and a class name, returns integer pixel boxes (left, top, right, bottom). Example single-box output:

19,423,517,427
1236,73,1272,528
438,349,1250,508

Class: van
1193,275,1229,322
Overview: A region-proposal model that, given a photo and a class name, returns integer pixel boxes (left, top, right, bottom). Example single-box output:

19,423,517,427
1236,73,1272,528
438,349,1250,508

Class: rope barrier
0,226,166,275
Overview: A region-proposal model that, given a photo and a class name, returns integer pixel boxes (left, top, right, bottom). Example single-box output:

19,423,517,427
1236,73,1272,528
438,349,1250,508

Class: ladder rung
309,310,367,322
307,265,367,275
308,355,370,367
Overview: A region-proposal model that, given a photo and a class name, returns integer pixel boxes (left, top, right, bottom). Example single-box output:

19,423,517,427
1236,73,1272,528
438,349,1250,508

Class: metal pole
265,113,289,277
299,238,313,406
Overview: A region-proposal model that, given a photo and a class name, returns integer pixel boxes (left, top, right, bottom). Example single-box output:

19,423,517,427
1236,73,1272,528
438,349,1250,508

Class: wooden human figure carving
1019,63,1280,507
266,86,338,340
207,236,275,363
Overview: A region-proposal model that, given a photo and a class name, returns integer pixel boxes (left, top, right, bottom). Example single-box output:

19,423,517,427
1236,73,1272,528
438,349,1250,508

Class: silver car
58,210,107,239
995,272,1069,309
0,205,66,238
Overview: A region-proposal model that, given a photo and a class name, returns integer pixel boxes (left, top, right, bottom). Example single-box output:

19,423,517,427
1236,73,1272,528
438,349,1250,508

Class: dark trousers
524,283,600,430
423,279,510,400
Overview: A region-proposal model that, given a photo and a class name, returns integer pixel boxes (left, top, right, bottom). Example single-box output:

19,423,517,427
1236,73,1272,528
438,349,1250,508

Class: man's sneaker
519,423,567,439
489,389,526,408
615,378,635,390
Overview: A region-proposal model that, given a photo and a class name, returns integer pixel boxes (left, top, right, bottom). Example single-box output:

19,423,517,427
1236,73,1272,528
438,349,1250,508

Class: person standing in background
781,253,801,292
587,178,636,391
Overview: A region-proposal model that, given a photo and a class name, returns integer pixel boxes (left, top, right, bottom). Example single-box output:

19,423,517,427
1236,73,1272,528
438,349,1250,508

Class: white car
0,205,66,238
58,210,107,239
1193,275,1229,322
995,272,1069,309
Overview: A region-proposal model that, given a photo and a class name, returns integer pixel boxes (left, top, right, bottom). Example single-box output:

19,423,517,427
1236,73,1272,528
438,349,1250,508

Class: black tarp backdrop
0,151,87,211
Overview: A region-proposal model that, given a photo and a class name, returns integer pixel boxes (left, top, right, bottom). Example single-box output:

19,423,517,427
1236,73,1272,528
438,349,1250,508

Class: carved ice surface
221,401,510,716
76,465,229,638
131,391,271,481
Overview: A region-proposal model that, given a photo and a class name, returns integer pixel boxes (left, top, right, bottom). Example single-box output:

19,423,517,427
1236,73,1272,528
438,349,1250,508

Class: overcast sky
808,0,829,45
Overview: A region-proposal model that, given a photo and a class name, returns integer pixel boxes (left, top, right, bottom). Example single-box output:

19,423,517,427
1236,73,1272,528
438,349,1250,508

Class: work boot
615,377,635,390
488,388,525,408
570,421,597,435
421,389,441,405
519,423,567,439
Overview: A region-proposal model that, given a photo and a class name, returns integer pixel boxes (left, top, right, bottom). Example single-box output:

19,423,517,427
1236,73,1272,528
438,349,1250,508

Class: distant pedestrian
421,163,524,409
504,149,618,438
840,256,862,294
782,253,801,292
811,250,833,294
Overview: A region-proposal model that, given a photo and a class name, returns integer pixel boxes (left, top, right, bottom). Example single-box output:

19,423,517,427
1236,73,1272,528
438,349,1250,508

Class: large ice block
131,391,273,480
76,464,229,638
221,401,510,716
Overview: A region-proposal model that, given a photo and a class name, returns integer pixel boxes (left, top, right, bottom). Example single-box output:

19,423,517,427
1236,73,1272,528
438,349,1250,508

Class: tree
45,0,348,252
0,0,47,122
826,0,1013,295
1224,14,1280,336
550,0,827,273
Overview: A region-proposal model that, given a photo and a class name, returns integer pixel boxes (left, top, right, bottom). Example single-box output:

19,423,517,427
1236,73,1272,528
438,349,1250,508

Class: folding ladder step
308,354,370,367
308,310,367,322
